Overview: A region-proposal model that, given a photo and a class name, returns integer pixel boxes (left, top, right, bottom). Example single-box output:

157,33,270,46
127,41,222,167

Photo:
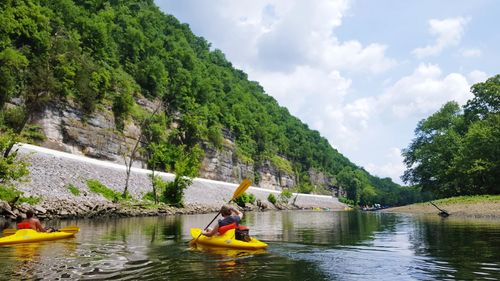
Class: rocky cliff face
36,102,143,166
32,102,300,190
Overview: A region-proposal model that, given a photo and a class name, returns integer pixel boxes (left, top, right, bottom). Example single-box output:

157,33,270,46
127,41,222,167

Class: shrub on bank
86,179,124,202
142,191,156,202
67,184,80,196
234,192,256,207
339,196,355,206
296,183,314,194
279,188,293,203
267,193,277,204
0,185,41,205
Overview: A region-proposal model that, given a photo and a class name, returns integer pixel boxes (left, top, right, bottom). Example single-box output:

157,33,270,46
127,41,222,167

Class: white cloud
249,66,378,152
365,147,406,184
468,70,488,84
413,17,469,58
379,64,472,118
461,48,481,58
343,97,375,129
254,1,396,73
162,0,395,75
249,65,351,125
313,40,397,74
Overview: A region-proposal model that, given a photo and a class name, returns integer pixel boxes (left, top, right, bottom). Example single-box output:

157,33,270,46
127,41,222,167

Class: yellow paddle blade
2,225,80,236
231,179,252,201
59,226,80,234
2,229,17,236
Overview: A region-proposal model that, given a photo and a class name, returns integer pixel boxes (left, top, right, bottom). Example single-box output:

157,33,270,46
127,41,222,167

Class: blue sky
155,0,498,184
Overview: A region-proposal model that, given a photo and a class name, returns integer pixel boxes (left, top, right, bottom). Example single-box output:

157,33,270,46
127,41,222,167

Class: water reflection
0,211,498,280
410,216,500,280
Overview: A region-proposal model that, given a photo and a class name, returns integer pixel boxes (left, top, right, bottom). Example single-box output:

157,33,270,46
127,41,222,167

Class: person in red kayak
17,210,51,232
202,205,243,237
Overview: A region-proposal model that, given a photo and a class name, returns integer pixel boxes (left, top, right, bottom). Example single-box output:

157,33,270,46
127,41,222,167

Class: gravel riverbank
1,144,346,221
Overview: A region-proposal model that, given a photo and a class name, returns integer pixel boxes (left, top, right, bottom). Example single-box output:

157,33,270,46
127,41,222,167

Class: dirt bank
383,195,500,219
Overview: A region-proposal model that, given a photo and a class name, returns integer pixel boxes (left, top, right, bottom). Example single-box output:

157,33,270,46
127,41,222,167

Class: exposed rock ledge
1,143,345,221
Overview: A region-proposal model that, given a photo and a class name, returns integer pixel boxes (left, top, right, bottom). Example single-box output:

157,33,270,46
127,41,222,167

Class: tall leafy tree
402,102,463,197
403,75,499,197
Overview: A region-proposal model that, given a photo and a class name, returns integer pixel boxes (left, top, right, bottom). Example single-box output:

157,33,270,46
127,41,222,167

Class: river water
0,211,499,280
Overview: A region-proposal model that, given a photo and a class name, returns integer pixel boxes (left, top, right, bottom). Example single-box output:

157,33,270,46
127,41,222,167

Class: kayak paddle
2,225,80,236
194,179,252,242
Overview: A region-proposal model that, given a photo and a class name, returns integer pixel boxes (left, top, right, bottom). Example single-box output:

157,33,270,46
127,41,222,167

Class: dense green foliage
296,182,315,194
279,189,293,204
86,179,124,201
338,196,355,206
267,193,277,204
162,176,191,207
149,175,191,207
403,75,500,198
0,185,41,205
0,129,39,205
0,0,406,206
0,133,39,205
234,192,256,207
0,115,46,205
0,130,29,183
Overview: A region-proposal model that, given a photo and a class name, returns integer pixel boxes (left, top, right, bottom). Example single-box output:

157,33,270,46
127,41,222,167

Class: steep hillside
0,0,416,206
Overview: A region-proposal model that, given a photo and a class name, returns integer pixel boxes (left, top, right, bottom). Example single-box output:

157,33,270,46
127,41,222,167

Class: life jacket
218,223,250,235
237,225,249,231
218,222,237,234
17,222,32,229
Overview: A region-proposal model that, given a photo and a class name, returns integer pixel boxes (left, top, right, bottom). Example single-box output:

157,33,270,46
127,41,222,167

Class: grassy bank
383,195,500,218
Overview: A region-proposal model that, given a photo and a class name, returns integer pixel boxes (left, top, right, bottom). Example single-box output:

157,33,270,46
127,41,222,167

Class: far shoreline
382,195,500,219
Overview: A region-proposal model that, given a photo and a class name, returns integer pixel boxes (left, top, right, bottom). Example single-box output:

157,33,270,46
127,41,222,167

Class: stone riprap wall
15,144,345,215
35,103,297,191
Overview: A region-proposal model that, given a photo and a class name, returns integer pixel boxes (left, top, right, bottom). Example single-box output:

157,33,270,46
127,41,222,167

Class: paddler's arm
32,218,47,232
230,206,243,219
202,224,219,237
34,219,46,232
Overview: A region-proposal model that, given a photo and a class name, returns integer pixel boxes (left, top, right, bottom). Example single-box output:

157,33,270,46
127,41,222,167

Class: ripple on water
1,212,499,280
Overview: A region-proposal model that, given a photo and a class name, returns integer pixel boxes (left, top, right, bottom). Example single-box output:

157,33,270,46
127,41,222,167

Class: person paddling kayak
202,205,243,237
17,210,53,232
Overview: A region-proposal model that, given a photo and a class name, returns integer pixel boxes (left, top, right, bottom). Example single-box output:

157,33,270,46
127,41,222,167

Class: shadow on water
0,211,499,280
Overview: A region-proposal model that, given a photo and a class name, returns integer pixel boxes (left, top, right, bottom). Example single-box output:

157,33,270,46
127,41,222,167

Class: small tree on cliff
146,143,203,207
120,102,163,199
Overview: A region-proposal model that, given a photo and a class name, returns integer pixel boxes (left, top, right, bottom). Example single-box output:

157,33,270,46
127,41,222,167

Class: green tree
111,69,137,130
403,75,499,197
457,114,500,194
156,144,203,207
402,102,464,197
0,130,29,189
0,48,28,108
464,75,500,123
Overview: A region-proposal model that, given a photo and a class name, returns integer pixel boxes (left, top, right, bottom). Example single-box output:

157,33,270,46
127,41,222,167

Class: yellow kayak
190,228,268,250
0,229,78,246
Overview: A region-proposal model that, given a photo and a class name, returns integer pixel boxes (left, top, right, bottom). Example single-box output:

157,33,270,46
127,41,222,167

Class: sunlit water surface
0,211,499,280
